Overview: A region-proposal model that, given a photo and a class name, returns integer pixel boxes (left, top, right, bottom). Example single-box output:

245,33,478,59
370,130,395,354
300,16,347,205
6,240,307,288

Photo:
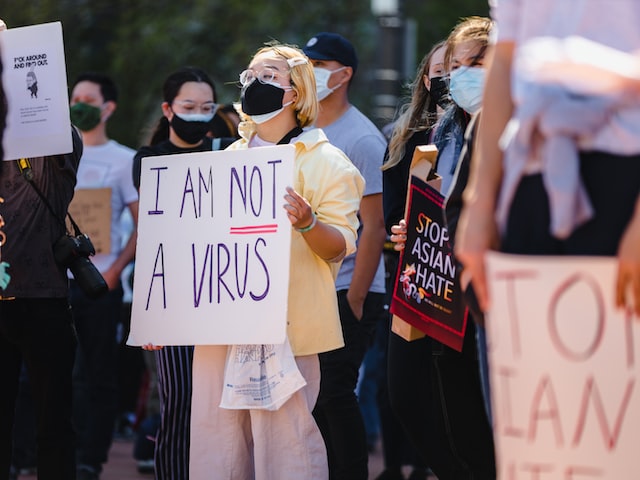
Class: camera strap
16,158,83,237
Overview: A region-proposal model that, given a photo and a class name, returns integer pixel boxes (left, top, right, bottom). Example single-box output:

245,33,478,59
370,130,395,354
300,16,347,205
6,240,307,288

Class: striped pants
155,345,194,479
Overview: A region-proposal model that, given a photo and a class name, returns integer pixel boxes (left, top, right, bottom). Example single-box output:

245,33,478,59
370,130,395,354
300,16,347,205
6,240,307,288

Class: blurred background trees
2,0,488,147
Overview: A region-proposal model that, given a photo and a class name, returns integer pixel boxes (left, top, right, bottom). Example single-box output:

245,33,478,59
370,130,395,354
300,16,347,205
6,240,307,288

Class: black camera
54,233,108,299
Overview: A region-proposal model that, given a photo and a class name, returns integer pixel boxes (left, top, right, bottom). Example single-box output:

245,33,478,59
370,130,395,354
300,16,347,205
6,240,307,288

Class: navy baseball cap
303,32,358,73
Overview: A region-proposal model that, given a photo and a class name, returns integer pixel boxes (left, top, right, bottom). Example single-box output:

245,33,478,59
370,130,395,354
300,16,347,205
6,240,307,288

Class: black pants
503,151,640,256
387,250,496,479
0,298,77,480
313,290,385,480
379,250,428,471
71,281,123,473
11,363,37,471
374,314,427,471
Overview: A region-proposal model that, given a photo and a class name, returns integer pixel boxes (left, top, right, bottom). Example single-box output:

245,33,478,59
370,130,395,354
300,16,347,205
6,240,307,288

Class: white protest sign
128,146,294,346
0,22,72,160
486,252,640,479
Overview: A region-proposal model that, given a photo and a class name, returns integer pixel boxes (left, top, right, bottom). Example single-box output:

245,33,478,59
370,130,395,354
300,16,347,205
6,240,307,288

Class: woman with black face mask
188,42,364,480
132,67,218,190
382,40,448,232
374,40,448,480
131,66,217,480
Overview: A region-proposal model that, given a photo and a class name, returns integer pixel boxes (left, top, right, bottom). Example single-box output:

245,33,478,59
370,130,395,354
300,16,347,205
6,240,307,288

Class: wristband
294,212,317,233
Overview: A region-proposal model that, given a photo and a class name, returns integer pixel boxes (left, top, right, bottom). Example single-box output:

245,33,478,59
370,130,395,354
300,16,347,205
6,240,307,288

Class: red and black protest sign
390,176,468,351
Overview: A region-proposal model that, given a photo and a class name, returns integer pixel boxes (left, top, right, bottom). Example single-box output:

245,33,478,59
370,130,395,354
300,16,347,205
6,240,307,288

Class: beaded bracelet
294,212,317,233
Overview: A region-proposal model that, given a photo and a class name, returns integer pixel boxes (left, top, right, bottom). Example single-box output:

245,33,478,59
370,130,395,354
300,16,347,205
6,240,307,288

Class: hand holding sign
283,186,314,230
390,219,407,251
616,209,640,316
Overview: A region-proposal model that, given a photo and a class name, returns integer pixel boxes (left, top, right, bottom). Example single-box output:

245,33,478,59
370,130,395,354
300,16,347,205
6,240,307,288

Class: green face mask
70,102,102,131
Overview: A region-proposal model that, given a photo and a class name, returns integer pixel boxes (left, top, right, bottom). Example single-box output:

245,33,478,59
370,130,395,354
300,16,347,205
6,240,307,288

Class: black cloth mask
430,76,451,109
170,114,211,145
241,81,286,116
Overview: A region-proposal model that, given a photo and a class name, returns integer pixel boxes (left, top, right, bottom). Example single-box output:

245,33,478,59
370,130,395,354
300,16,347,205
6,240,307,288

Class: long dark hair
383,41,446,171
149,67,216,146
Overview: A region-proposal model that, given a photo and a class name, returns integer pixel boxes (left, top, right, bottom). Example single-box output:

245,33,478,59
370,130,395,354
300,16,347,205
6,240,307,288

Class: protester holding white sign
131,67,220,480
188,43,364,480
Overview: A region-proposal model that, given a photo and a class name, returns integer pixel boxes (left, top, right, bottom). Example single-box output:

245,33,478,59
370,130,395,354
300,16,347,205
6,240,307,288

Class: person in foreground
455,0,640,318
188,42,364,479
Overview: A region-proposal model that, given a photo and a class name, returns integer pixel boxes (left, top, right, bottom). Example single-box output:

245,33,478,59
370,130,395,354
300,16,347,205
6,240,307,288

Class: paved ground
17,437,392,480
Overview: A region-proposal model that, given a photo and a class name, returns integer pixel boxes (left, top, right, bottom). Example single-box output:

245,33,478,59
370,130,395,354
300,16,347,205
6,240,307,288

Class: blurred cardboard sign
67,188,111,254
486,252,640,478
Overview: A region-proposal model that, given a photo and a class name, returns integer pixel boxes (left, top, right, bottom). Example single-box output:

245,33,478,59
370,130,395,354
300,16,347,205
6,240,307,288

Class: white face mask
251,100,293,124
314,66,346,101
174,112,215,122
448,66,486,114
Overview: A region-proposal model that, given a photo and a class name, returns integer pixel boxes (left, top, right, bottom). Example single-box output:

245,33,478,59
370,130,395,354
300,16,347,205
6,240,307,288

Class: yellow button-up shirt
228,127,365,355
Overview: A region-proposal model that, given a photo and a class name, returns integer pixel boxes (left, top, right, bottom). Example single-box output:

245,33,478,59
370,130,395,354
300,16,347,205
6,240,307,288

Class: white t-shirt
74,140,138,273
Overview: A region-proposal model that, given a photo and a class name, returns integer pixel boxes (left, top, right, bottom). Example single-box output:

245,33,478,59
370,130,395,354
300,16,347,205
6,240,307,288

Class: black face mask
429,76,451,109
241,81,285,116
170,114,211,145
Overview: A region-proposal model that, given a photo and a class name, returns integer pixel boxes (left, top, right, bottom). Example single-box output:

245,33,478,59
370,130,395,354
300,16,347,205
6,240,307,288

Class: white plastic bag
220,337,306,411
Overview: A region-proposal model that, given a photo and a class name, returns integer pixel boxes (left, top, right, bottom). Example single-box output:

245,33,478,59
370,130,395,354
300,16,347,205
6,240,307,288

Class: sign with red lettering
128,146,294,346
486,252,640,478
390,177,467,351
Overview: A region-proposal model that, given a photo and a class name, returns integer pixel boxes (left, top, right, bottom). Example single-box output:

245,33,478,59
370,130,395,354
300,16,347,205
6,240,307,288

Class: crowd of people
1,0,640,478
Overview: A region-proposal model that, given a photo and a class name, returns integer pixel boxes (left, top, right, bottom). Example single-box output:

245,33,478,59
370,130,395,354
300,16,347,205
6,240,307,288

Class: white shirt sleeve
490,0,522,42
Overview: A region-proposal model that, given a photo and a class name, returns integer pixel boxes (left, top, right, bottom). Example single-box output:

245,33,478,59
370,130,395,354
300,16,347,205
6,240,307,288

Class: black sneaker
76,466,100,480
136,459,155,474
375,469,405,480
408,467,430,480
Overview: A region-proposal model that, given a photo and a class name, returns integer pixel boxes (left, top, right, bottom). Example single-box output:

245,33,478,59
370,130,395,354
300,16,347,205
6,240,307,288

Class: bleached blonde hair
240,42,318,128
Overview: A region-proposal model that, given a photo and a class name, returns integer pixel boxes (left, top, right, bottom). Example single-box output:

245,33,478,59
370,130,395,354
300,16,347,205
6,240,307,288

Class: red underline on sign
230,224,278,234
